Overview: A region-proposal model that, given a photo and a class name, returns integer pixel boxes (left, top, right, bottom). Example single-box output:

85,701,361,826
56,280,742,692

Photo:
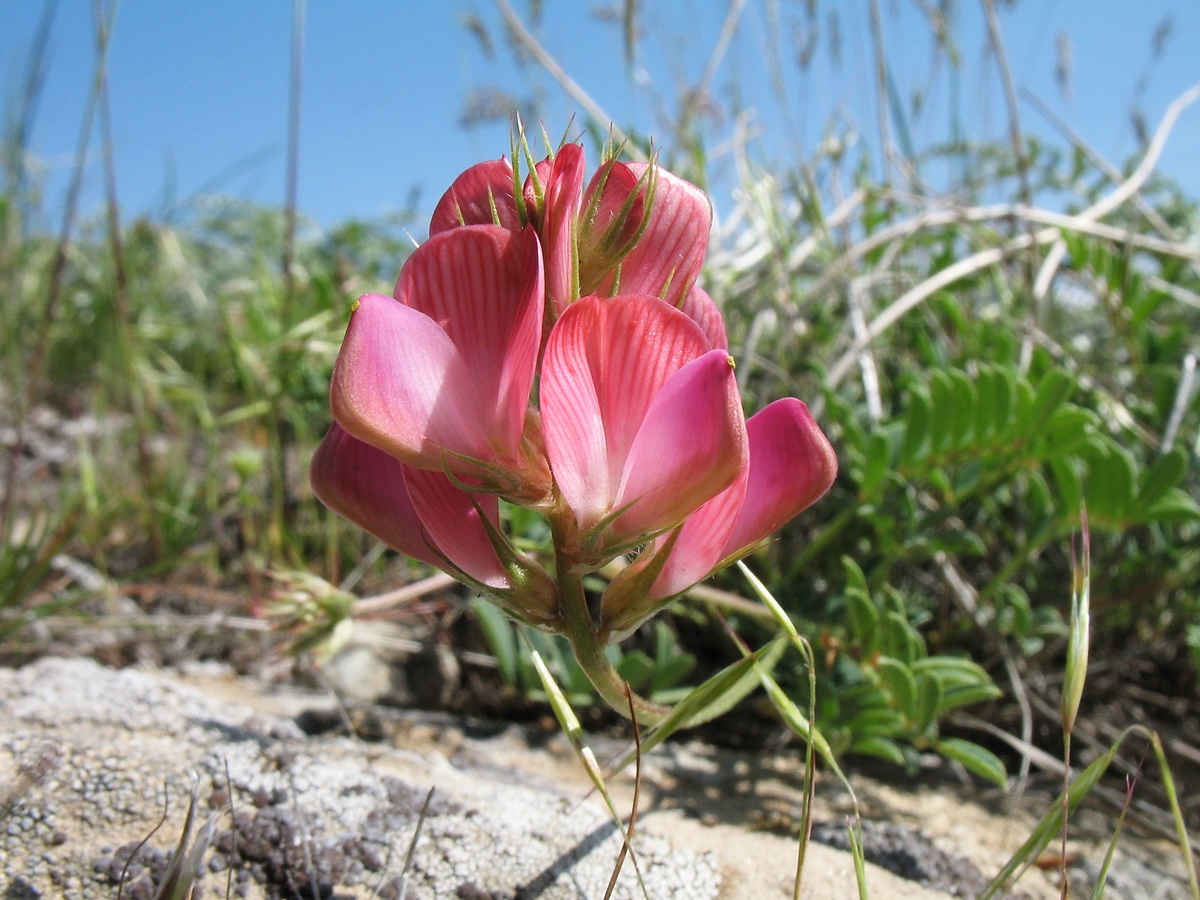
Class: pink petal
541,294,713,529
429,158,521,235
538,144,585,315
330,292,485,466
402,465,508,589
611,164,711,308
614,398,836,604
613,349,748,537
309,423,443,569
719,397,837,557
635,464,750,603
394,225,544,463
678,285,728,350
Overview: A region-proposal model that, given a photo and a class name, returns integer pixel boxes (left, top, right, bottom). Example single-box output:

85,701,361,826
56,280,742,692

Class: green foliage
5,1,1200,812
804,559,1005,783
472,598,698,707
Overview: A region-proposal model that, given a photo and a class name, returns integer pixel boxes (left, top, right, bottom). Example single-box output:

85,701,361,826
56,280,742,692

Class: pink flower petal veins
538,144,585,315
719,397,837,557
330,293,485,466
611,164,711,308
402,465,509,589
309,424,443,569
429,158,521,235
541,294,717,530
612,349,748,538
394,225,544,463
605,399,836,616
678,285,728,350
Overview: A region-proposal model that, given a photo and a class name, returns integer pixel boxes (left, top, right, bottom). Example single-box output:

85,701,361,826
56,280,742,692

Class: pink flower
311,423,559,626
313,135,836,651
599,398,838,639
328,223,550,499
426,147,713,327
541,294,747,561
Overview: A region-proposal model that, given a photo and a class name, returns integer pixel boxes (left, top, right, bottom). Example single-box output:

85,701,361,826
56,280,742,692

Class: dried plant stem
677,0,749,140
0,0,107,538
982,0,1038,288
282,0,304,304
868,0,895,183
1021,88,1188,252
807,198,1199,316
1060,729,1071,900
94,0,164,560
352,572,458,615
825,82,1200,391
493,0,639,158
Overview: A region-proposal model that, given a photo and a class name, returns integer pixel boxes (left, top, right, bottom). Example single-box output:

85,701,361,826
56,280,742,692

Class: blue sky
3,1,1198,230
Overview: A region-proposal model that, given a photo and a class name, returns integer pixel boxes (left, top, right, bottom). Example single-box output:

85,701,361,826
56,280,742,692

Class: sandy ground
177,663,1197,899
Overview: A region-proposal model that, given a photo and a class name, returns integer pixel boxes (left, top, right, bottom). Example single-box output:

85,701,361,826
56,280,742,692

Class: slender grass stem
0,0,107,539
94,0,164,561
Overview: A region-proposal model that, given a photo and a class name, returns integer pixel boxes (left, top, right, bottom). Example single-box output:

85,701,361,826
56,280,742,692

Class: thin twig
677,0,750,141
868,0,895,183
1021,87,1187,249
352,572,459,615
0,0,107,537
94,0,164,559
493,0,639,158
981,0,1038,285
1161,353,1197,453
602,685,643,900
822,82,1200,392
282,0,304,304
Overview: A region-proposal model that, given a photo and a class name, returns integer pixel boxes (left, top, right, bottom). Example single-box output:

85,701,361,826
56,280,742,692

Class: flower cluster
311,140,836,647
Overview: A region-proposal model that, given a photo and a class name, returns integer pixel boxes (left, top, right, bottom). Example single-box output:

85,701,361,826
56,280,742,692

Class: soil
176,659,1199,899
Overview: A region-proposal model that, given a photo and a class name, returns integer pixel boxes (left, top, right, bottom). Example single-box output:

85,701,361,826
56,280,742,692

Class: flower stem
552,521,668,724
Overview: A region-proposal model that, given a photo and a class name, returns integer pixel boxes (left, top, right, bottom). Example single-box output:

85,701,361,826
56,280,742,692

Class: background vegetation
3,0,1199,820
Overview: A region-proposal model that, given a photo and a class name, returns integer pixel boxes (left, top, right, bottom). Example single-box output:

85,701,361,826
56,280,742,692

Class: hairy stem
551,520,667,723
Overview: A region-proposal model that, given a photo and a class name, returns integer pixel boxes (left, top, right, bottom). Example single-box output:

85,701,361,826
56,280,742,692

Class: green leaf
845,706,905,738
471,597,518,688
849,735,908,766
913,672,944,735
910,656,993,688
1085,446,1137,522
1039,406,1096,454
1048,458,1083,518
988,366,1017,444
932,738,1007,787
1137,488,1200,524
615,650,654,692
1009,378,1036,438
847,589,879,659
1020,368,1074,439
929,370,957,457
900,387,931,466
860,430,893,497
876,656,917,718
612,637,787,772
938,683,1003,714
1133,448,1189,516
842,556,870,593
839,680,893,710
948,369,977,449
974,365,999,442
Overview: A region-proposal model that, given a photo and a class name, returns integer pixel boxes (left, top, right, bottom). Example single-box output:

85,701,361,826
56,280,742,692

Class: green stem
552,521,668,724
